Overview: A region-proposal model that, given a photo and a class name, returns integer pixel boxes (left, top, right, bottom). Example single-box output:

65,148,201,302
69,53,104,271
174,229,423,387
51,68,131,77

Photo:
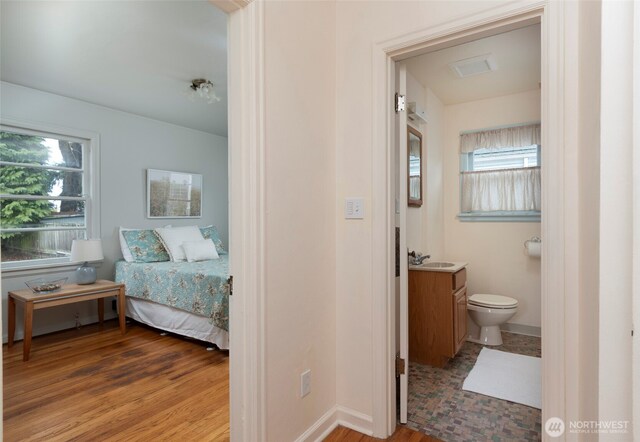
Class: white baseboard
2,311,118,344
295,405,373,442
501,322,541,337
294,406,339,442
335,406,373,436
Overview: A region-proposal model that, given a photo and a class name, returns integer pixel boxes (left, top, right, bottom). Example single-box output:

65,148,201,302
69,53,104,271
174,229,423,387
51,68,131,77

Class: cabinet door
453,288,467,355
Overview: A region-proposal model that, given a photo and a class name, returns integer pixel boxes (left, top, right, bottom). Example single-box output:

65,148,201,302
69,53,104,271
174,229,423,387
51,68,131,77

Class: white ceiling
1,1,228,137
405,24,541,105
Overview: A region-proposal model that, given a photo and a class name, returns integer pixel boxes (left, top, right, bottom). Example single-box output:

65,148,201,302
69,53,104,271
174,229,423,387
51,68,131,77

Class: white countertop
409,261,467,273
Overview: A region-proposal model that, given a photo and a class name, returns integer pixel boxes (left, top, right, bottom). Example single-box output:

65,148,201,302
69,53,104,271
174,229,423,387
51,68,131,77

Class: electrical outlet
300,369,311,398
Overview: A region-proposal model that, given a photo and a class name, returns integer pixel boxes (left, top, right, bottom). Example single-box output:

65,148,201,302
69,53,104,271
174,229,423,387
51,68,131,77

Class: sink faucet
408,251,430,266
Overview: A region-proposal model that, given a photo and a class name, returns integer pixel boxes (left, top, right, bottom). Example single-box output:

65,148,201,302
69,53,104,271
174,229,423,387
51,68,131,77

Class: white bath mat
462,348,541,409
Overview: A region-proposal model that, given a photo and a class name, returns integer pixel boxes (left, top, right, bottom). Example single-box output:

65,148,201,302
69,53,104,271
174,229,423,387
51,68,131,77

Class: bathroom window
458,123,541,222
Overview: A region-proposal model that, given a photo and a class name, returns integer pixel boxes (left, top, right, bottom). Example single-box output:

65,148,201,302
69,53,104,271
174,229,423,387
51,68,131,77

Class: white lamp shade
71,239,104,262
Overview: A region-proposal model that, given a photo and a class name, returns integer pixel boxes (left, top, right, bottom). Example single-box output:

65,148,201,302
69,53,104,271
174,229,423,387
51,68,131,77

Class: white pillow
154,226,204,262
119,225,171,262
183,239,220,262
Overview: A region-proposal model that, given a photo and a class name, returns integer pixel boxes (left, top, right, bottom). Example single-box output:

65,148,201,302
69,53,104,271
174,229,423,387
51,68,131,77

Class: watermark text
545,418,630,437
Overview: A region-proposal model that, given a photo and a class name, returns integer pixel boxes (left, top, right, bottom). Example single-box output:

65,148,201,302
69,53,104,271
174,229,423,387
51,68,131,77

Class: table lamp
70,239,104,284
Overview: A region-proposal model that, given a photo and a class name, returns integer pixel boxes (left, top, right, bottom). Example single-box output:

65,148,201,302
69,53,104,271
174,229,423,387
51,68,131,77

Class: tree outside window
0,130,87,263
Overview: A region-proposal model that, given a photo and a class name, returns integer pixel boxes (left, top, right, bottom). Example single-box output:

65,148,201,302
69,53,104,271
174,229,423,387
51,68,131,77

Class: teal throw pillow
122,229,170,262
200,225,227,255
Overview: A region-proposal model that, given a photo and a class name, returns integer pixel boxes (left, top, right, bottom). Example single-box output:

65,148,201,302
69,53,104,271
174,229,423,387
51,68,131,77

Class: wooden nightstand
8,279,126,361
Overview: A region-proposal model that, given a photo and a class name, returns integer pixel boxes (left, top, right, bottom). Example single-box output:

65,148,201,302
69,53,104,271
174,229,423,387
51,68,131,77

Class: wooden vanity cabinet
409,268,467,368
453,286,467,355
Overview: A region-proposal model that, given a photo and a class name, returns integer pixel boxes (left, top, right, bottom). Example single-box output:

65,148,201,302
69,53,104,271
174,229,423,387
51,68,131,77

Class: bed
114,256,230,350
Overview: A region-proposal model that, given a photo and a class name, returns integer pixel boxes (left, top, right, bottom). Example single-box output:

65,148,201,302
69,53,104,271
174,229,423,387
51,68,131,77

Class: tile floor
406,332,542,442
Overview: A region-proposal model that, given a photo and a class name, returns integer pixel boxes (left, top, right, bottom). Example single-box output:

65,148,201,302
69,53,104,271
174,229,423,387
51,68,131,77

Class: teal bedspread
115,257,229,331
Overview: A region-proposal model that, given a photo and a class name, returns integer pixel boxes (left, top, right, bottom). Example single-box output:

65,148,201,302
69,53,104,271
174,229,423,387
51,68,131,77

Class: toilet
466,294,518,346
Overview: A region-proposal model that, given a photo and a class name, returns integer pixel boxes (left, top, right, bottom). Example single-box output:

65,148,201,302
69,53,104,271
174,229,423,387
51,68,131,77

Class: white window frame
0,119,101,274
458,144,541,222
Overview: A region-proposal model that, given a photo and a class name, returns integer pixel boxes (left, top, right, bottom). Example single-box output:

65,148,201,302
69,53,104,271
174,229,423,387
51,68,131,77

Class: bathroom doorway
368,3,574,439
394,22,543,440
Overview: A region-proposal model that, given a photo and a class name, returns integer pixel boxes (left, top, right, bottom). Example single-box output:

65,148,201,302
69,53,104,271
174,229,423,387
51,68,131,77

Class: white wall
335,0,519,422
443,90,541,328
0,81,228,341
264,0,633,438
262,2,337,440
331,0,635,434
406,72,445,260
406,71,426,253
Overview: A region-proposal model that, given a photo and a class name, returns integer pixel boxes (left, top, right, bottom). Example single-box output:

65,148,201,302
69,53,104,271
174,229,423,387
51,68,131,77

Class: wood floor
4,320,438,442
324,426,441,442
3,320,229,441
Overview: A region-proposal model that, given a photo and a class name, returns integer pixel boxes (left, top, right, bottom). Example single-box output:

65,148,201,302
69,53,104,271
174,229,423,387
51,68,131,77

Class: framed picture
147,169,202,218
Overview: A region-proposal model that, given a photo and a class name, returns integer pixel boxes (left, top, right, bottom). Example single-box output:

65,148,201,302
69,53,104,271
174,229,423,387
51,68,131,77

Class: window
466,145,540,171
458,123,541,222
0,125,98,270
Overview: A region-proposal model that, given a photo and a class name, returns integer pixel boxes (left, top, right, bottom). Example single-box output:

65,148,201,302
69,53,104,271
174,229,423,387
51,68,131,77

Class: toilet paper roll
525,240,541,258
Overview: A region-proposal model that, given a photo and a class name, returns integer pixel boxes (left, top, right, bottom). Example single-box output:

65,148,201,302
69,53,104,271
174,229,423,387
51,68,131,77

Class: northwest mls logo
545,417,566,437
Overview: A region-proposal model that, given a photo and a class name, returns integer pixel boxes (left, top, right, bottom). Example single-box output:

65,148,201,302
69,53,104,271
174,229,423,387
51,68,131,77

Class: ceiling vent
449,54,497,78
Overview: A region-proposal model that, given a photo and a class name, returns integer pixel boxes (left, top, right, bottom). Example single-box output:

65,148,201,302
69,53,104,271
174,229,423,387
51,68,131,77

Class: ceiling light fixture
189,78,221,104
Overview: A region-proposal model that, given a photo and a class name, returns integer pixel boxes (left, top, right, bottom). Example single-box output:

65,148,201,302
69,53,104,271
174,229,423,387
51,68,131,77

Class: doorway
3,2,242,438
395,23,543,440
370,3,574,439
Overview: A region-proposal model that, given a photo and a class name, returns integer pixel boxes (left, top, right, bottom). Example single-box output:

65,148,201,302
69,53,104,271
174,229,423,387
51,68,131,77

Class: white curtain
461,167,541,212
460,123,541,153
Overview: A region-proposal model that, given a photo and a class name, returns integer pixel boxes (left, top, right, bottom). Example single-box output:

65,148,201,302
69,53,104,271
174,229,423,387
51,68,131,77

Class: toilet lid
469,294,518,308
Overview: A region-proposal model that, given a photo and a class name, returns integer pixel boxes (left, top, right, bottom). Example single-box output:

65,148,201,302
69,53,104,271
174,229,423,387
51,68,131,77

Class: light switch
345,198,364,219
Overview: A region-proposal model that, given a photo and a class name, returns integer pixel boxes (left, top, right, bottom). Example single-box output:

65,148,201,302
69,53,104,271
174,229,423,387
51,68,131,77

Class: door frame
371,1,579,438
225,1,267,441
396,62,409,425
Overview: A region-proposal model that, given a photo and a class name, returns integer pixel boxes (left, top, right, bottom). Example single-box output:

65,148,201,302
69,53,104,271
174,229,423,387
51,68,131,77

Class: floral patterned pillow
200,225,227,255
122,229,170,262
